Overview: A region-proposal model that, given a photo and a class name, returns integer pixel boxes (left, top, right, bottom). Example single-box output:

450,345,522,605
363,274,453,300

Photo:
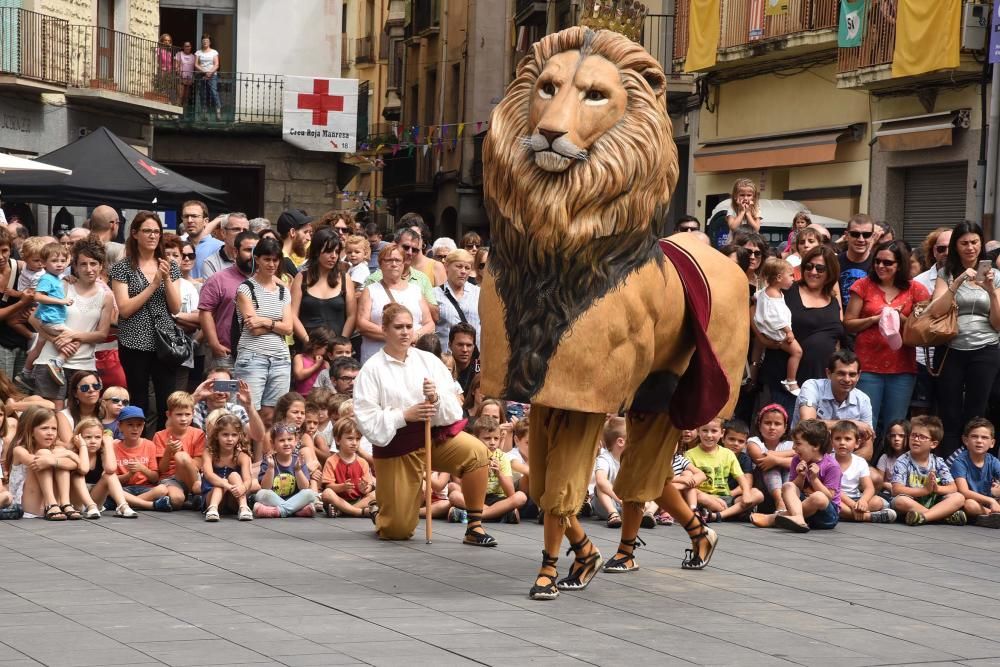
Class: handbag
901,298,957,348
144,302,192,366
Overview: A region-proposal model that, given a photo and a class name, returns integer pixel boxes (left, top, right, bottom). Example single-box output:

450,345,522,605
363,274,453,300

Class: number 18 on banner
282,76,359,153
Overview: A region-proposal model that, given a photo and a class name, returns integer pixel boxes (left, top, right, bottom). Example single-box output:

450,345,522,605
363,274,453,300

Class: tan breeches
373,431,488,540
614,412,680,502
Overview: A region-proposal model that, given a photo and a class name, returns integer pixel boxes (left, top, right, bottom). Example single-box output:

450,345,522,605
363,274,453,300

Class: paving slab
1,515,999,666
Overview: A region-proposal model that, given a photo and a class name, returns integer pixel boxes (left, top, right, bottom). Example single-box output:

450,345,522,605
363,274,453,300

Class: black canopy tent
0,127,226,208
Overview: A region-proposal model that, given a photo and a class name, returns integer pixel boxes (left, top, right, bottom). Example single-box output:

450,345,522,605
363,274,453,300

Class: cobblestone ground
1,513,998,666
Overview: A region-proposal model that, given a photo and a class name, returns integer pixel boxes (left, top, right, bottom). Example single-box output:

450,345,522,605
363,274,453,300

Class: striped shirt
236,277,290,359
672,454,692,476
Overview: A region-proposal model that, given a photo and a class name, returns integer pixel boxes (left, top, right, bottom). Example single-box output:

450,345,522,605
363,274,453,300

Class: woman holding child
353,302,496,546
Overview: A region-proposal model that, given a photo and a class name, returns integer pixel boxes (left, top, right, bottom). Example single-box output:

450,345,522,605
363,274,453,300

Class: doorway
158,7,234,72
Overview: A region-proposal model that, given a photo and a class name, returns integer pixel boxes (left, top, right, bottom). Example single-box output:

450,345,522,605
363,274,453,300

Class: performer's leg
372,453,422,540
434,431,495,546
527,407,605,598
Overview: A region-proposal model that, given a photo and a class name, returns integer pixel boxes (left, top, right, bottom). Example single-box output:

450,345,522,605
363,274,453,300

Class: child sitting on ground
719,419,764,521
100,386,130,440
592,416,630,528
320,417,375,518
751,419,840,532
688,418,763,523
505,417,539,521
657,449,707,526
832,420,896,523
303,400,331,464
255,423,319,518
891,415,966,526
2,405,78,519
270,391,321,502
73,417,135,518
679,428,699,452
307,387,334,455
474,415,526,523
876,419,909,498
949,417,1000,528
746,404,795,513
114,406,173,512
200,414,253,522
753,257,803,396
153,391,205,511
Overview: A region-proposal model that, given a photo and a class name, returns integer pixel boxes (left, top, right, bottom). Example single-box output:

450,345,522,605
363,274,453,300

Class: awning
693,123,865,173
874,109,970,152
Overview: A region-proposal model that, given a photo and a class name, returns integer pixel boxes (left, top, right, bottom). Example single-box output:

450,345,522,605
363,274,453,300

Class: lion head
483,26,678,255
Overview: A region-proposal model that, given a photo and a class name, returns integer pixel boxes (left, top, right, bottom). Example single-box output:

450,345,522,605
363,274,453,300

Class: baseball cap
276,209,314,237
118,405,146,422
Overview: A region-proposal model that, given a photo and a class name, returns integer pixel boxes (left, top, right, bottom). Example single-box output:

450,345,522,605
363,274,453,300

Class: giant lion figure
480,25,750,599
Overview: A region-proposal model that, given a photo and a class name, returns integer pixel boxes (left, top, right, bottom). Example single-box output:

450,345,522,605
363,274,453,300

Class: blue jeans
856,372,916,435
199,73,220,110
233,350,290,409
254,489,317,517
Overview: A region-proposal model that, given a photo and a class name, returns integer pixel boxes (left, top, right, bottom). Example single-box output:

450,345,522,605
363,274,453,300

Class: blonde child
71,417,135,519
948,418,1000,528
344,234,371,286
877,420,909,497
751,419,841,532
746,404,795,512
319,417,375,518
292,329,333,396
100,386,130,440
255,423,319,518
153,391,205,510
7,238,46,358
687,418,763,523
2,405,79,519
593,416,627,528
891,415,966,526
201,413,253,521
474,415,526,522
25,242,74,385
336,398,374,468
726,178,762,234
832,421,896,523
754,257,803,396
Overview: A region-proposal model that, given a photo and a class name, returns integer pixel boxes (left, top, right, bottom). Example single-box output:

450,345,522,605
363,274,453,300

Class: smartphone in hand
977,260,993,283
213,379,239,394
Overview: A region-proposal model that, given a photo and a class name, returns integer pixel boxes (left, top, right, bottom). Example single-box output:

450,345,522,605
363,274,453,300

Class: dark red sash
373,419,469,459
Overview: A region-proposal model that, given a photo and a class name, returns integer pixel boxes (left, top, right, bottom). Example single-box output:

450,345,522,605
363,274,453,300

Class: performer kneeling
354,303,497,546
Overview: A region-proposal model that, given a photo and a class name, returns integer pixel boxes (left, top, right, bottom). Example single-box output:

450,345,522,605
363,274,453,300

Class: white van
709,199,847,249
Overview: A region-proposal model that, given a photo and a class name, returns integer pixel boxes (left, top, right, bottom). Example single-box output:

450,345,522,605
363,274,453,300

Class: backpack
230,279,286,361
706,208,731,250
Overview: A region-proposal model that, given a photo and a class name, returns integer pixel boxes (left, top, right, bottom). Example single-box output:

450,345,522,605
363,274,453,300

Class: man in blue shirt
793,349,874,461
181,199,223,279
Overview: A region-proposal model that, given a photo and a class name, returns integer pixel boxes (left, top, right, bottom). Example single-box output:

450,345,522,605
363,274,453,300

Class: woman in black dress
291,227,356,344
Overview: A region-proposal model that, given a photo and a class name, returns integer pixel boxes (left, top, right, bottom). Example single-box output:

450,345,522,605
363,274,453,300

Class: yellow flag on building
685,0,721,72
891,0,961,78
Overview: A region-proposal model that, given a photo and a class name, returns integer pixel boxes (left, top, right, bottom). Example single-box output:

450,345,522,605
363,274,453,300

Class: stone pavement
1,512,999,667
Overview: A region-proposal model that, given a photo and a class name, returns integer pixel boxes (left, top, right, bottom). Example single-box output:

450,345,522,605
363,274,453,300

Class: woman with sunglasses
291,227,355,344
357,244,433,364
927,221,1000,457
758,246,844,415
56,371,105,445
31,239,114,408
109,212,181,431
845,242,928,434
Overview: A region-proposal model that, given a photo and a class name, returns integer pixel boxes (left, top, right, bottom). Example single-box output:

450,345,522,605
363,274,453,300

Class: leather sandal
603,535,646,573
463,510,498,547
556,537,603,591
61,504,82,520
43,504,66,521
529,551,560,601
680,513,718,570
367,500,379,525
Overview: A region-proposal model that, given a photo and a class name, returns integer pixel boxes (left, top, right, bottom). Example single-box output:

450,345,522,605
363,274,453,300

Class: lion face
528,51,628,173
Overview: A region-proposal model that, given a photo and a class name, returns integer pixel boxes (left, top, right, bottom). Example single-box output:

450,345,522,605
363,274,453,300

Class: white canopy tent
0,153,72,175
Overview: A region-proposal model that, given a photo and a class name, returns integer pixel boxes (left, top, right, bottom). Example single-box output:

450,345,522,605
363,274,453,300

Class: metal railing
155,72,283,127
67,25,176,100
837,0,896,73
360,122,400,147
643,14,677,76
674,0,838,60
0,7,70,86
355,35,376,64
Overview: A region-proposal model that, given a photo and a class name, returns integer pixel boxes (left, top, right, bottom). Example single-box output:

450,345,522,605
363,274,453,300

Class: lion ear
640,68,666,97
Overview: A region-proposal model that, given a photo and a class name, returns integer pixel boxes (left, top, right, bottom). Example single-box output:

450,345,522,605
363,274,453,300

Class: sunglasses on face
464,243,479,249
802,262,828,274
935,245,949,253
848,230,874,239
182,252,196,260
746,249,762,257
105,397,130,406
873,258,897,267
678,226,699,232
400,245,420,254
77,382,103,393
334,226,348,233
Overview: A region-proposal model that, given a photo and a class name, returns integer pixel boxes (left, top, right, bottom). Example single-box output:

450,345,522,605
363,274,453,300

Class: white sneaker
83,505,101,520
205,506,220,522
114,504,138,518
237,506,253,521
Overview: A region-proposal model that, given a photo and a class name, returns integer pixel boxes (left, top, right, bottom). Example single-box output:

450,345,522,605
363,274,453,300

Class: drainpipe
986,64,1000,237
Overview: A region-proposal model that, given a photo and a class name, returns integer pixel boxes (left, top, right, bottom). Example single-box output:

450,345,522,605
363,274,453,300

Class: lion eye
583,89,608,104
539,82,557,99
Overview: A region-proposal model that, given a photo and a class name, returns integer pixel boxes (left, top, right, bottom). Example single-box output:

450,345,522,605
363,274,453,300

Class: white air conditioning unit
962,2,989,50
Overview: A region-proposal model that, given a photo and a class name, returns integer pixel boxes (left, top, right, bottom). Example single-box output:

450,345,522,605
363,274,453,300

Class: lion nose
537,127,565,147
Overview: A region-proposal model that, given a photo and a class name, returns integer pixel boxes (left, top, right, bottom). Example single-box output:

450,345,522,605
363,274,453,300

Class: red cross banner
282,76,359,153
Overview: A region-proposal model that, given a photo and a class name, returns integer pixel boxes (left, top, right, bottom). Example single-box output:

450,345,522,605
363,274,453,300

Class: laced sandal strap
618,535,647,554
682,512,707,536
565,536,592,556
541,550,559,568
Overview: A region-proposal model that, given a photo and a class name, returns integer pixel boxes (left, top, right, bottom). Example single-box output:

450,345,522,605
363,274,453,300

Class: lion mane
483,27,681,402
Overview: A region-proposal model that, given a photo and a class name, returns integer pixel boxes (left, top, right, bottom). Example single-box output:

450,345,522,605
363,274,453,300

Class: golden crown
579,0,648,42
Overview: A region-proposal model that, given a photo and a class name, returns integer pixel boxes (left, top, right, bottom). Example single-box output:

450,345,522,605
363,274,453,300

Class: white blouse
354,347,463,447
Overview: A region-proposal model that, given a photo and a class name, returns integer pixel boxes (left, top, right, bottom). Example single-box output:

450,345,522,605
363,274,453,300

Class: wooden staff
425,418,433,544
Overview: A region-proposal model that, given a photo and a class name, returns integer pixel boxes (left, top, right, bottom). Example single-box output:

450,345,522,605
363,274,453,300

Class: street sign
282,76,359,153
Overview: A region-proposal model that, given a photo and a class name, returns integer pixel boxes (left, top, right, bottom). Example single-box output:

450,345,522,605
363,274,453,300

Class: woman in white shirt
354,303,495,546
356,244,433,363
195,34,221,120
